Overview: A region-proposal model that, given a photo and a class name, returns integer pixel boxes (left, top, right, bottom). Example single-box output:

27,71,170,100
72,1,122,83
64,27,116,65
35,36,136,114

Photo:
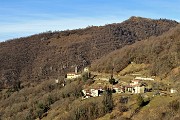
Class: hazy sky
0,0,180,42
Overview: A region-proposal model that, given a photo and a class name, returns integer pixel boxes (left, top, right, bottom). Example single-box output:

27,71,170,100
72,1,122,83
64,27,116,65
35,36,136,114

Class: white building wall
67,73,81,79
135,77,154,81
134,86,144,93
170,89,177,93
91,89,99,97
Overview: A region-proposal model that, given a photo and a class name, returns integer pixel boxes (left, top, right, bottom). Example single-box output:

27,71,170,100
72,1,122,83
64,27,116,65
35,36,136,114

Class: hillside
0,78,179,120
0,16,178,88
91,24,180,81
0,17,180,120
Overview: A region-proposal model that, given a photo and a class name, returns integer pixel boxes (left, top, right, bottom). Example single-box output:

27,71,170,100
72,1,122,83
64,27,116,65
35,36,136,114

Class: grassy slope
132,95,180,120
118,63,149,76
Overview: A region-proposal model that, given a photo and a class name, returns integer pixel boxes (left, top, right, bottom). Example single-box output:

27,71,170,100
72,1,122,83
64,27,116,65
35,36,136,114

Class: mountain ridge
0,16,178,88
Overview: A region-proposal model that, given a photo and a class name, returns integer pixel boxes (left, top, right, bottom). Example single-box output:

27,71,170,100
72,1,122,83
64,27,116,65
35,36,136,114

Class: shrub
137,95,144,107
82,72,90,82
119,96,129,104
109,78,116,85
168,100,180,112
36,102,50,118
118,105,129,112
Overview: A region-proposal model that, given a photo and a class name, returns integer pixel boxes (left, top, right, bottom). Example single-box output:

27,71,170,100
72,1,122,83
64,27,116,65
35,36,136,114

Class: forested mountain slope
0,17,178,88
91,24,180,81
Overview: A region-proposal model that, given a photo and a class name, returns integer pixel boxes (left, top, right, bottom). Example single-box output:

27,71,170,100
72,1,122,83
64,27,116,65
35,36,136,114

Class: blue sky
0,0,180,42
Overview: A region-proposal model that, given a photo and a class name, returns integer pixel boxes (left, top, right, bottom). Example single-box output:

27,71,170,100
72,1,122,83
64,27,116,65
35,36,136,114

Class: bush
168,100,180,112
109,78,116,85
119,96,129,104
82,72,90,82
137,95,144,107
36,102,50,118
118,105,128,112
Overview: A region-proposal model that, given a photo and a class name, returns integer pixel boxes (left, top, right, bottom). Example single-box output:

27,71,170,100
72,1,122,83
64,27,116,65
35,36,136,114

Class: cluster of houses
65,67,177,100
82,77,178,99
82,79,147,99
